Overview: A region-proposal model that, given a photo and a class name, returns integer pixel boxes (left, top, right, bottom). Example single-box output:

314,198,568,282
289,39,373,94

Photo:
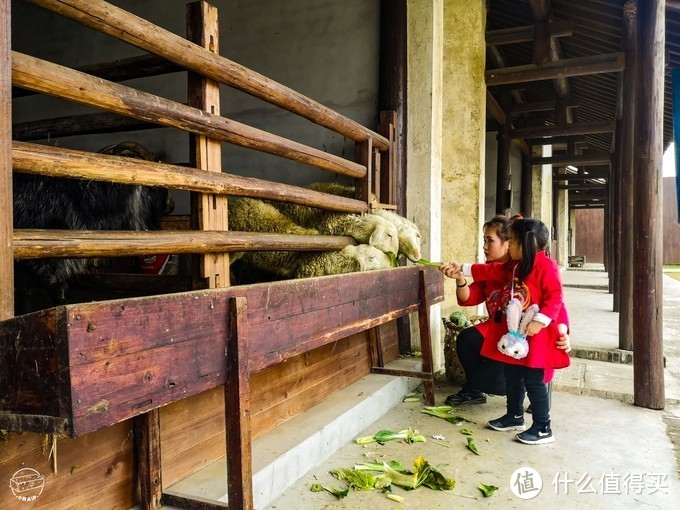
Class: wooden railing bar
12,142,370,214
13,53,182,98
12,52,367,179
25,0,390,151
13,229,356,259
12,111,159,140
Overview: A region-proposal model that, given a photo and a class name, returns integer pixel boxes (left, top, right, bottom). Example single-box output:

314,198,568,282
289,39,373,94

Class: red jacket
470,251,571,370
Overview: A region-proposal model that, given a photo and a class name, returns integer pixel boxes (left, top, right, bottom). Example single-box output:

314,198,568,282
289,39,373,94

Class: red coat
471,251,571,370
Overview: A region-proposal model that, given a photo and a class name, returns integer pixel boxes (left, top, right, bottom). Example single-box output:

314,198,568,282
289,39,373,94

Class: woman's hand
439,262,462,279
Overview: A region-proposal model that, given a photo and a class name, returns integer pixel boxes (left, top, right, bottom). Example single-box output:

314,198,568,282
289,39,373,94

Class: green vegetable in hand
417,258,441,267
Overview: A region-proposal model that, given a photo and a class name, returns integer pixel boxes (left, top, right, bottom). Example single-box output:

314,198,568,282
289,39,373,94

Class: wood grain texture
24,0,388,150
0,0,12,319
0,267,444,436
12,51,365,178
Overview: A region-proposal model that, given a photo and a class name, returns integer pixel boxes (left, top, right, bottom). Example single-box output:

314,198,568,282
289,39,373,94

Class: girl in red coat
441,219,570,445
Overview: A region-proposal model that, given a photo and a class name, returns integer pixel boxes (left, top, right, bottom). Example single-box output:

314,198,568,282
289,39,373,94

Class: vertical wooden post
379,110,398,205
611,118,623,310
188,0,229,289
521,151,533,217
633,0,664,409
619,0,637,351
379,0,406,214
495,103,512,215
134,410,162,509
0,0,13,320
355,139,373,205
226,296,253,510
417,270,435,406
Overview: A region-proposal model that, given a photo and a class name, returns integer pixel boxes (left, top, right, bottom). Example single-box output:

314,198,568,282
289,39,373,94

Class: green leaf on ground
466,437,481,455
477,482,498,497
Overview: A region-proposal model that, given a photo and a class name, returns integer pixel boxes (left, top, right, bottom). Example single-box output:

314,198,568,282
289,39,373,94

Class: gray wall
11,0,380,213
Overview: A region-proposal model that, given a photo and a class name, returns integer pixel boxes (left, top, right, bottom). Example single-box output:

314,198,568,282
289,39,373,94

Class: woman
444,215,571,407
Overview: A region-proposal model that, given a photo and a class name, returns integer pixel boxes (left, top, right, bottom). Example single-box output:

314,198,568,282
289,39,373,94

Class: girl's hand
525,320,544,336
439,262,462,279
556,324,571,352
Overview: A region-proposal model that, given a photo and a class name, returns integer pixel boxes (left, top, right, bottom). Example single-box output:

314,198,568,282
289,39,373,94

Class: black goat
13,142,172,314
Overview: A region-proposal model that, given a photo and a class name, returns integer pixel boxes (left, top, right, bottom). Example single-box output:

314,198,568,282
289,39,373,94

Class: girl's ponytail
511,219,550,281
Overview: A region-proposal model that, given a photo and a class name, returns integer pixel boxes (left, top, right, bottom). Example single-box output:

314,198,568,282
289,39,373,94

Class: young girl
440,219,570,445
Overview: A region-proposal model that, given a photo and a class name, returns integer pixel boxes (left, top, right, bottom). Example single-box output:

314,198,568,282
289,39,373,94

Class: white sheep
371,208,422,262
293,244,392,278
304,182,423,262
271,200,399,257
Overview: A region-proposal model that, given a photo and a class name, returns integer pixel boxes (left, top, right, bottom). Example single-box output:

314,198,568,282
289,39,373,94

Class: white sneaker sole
488,422,526,432
516,434,555,445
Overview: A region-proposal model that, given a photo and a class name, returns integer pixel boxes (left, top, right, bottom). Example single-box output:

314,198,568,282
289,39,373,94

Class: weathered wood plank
24,0,389,150
225,296,253,510
12,51,366,178
0,0,12,319
0,267,444,436
12,142,369,213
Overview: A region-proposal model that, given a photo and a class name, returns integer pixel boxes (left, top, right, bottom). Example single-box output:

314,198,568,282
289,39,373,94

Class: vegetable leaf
421,407,470,425
386,493,405,503
466,437,481,455
386,251,399,267
331,468,376,490
417,258,441,267
478,482,498,497
460,429,474,436
356,428,427,445
310,483,349,499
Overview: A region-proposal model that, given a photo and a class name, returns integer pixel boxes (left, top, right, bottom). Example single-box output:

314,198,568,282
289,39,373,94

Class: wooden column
225,296,253,509
633,0,664,409
619,0,637,351
379,0,407,213
611,118,623,311
495,99,512,215
188,1,229,289
0,0,12,320
521,151,533,216
134,410,162,509
379,0,411,354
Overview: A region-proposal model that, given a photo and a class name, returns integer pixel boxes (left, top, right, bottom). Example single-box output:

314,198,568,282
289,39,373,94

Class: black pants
457,326,506,396
505,364,550,428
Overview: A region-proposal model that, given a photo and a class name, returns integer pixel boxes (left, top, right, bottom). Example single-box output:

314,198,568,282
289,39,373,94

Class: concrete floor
262,268,680,510
159,268,680,510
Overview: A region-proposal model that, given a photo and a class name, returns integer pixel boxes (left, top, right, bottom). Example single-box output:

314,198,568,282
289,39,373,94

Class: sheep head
396,223,422,262
367,216,399,256
342,244,392,272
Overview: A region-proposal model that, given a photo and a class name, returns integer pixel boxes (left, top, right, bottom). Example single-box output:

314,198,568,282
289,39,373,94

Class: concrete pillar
569,208,576,256
407,0,486,371
406,0,443,367
532,144,553,225
556,187,569,266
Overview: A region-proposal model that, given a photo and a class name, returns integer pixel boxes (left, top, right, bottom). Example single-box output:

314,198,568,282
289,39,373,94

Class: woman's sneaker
516,424,554,444
445,389,487,406
487,414,526,431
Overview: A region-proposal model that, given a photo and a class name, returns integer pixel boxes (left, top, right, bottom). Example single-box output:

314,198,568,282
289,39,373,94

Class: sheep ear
368,224,386,247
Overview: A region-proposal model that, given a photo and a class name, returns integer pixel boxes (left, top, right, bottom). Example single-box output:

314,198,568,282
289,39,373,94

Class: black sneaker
516,424,554,445
445,390,487,406
488,414,526,431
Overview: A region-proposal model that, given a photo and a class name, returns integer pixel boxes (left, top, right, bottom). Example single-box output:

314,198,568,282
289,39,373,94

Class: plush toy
497,298,539,360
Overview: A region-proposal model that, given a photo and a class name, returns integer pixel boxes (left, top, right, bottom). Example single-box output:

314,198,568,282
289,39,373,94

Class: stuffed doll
497,298,539,360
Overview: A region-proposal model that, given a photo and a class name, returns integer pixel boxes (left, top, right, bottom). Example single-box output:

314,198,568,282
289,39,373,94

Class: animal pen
0,1,443,509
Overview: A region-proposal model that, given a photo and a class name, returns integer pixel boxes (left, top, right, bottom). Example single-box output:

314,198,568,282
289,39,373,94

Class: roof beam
486,90,530,154
486,20,573,46
513,120,617,138
558,183,607,190
486,53,625,86
553,171,609,181
508,97,580,114
533,153,612,166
